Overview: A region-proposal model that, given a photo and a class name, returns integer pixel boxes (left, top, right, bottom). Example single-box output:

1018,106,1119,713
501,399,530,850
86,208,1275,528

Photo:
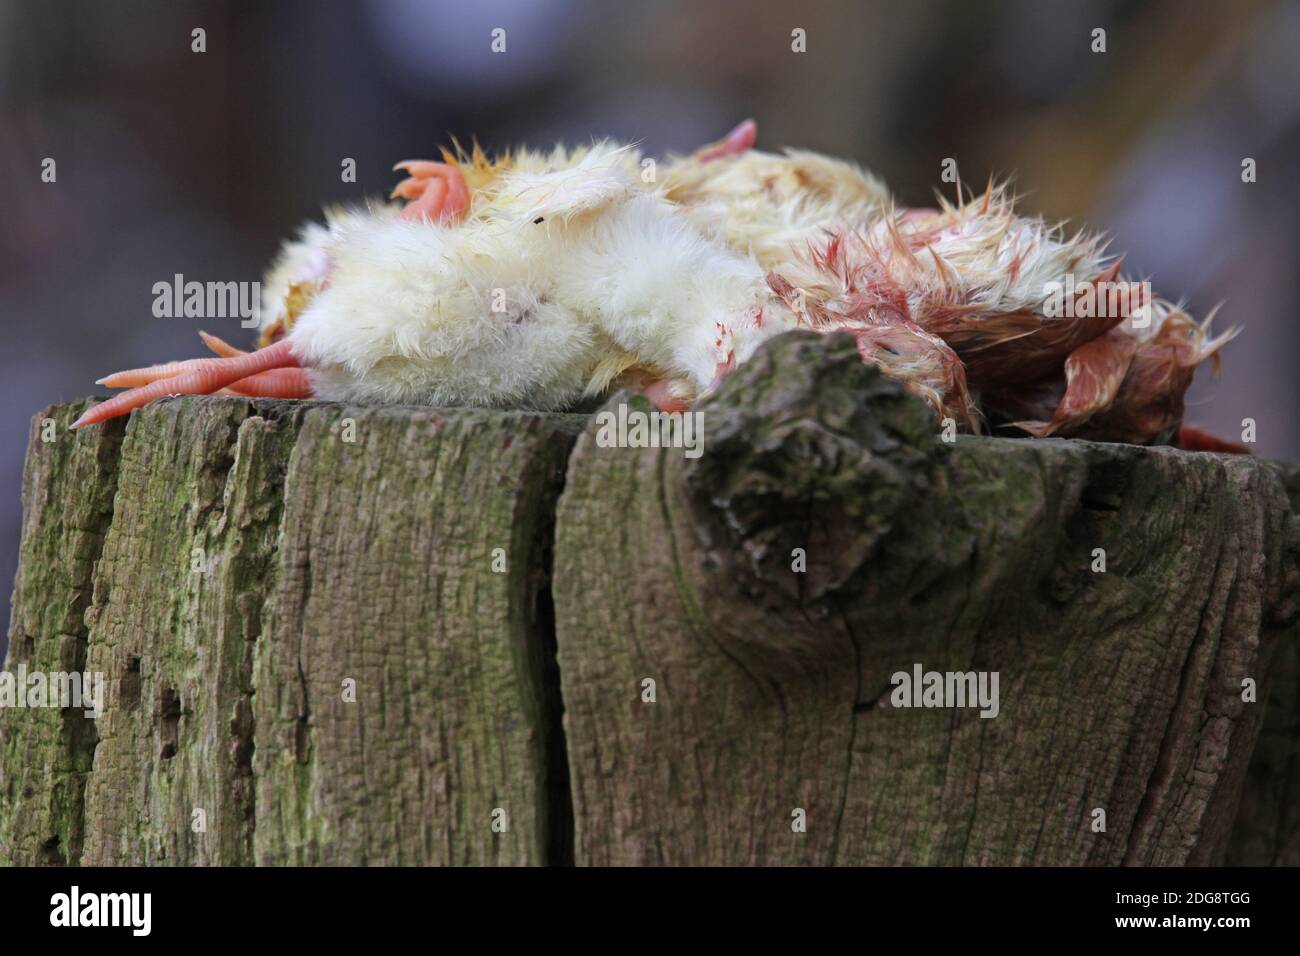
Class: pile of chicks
76,121,1236,448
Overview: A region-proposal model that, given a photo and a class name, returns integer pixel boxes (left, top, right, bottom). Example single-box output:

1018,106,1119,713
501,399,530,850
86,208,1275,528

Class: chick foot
74,338,302,428
696,119,758,162
391,160,470,223
193,332,310,398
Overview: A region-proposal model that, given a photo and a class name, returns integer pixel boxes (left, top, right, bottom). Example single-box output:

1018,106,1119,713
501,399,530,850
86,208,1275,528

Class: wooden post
3,333,1296,865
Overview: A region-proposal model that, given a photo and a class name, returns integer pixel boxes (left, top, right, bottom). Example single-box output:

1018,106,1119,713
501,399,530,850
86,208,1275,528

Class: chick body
663,146,890,270
664,145,1233,443
285,143,787,411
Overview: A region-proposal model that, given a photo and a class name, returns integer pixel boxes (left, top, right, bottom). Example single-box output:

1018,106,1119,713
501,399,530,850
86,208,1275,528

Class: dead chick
664,125,1237,447
74,141,787,428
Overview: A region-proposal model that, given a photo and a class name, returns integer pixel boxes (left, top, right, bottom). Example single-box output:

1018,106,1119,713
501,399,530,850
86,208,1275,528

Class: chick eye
533,216,545,224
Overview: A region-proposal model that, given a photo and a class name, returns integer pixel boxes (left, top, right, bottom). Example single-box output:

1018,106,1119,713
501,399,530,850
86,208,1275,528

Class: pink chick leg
222,367,313,399
202,333,315,398
696,119,758,162
73,338,300,428
391,161,470,224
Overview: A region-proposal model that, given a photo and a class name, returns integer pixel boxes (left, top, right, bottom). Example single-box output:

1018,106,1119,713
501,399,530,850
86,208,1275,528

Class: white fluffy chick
298,144,783,410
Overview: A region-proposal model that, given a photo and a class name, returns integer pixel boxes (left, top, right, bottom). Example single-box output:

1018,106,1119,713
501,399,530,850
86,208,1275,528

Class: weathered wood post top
3,333,1297,866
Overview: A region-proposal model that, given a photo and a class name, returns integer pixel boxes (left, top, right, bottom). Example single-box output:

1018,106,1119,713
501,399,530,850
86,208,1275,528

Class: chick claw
74,338,303,429
92,330,253,389
391,160,470,224
198,330,248,357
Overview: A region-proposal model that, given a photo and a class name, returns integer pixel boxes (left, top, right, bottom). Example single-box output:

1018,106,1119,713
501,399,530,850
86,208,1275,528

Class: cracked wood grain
250,404,579,864
78,398,301,864
0,400,125,865
1226,462,1300,864
3,397,578,866
551,333,1297,865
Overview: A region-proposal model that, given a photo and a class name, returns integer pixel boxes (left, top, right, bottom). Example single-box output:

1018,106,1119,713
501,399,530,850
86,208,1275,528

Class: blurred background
1,0,1297,640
